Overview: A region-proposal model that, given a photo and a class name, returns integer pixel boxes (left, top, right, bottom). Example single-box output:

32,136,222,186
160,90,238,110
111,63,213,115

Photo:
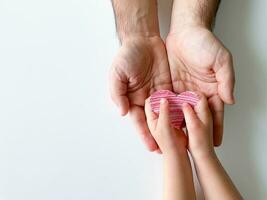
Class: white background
0,0,266,199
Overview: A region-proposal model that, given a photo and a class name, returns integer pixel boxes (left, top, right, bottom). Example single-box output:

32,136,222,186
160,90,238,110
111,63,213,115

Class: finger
182,103,201,131
208,95,224,146
215,48,235,105
144,98,158,133
194,93,212,125
158,98,171,127
130,105,159,152
109,66,130,116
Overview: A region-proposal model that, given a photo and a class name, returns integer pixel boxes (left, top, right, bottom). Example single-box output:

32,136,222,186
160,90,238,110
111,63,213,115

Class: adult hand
166,26,235,146
110,36,172,151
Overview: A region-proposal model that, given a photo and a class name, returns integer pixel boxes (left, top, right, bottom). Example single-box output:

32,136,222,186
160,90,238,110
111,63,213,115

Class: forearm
170,0,221,32
111,0,160,42
163,151,196,200
193,153,242,200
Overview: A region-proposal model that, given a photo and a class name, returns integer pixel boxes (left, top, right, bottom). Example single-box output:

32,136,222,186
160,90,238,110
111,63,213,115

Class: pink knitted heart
149,90,199,128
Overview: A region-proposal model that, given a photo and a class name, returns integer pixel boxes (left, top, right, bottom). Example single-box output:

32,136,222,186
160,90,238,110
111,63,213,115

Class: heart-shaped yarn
149,90,199,128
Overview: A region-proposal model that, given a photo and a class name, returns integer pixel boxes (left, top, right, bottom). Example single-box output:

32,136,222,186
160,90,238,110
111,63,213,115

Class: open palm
166,26,235,146
110,36,172,151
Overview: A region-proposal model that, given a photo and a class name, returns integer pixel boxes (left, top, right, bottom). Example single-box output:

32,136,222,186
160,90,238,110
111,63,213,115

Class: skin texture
145,98,196,200
111,0,160,42
110,0,235,150
182,94,242,199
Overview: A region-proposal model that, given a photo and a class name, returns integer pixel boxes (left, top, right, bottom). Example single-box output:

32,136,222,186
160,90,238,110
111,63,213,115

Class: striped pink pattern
150,90,199,129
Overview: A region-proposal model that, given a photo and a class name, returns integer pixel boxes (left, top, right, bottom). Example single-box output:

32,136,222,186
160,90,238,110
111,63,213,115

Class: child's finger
182,103,201,130
158,98,171,127
194,93,212,125
144,98,158,132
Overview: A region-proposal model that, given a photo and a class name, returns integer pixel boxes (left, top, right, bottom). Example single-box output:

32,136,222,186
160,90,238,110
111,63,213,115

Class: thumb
109,66,130,116
182,103,201,131
215,48,235,104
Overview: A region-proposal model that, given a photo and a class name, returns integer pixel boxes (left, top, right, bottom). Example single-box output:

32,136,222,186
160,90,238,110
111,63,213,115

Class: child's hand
145,98,187,156
182,94,215,159
183,95,243,200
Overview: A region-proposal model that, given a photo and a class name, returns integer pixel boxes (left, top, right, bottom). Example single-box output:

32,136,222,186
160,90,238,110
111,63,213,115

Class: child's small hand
183,95,243,200
145,98,187,156
182,94,215,159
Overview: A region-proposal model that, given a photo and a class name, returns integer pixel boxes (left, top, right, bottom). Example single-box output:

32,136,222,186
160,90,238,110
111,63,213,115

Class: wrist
112,0,160,43
169,13,210,34
119,34,161,47
163,147,188,161
191,148,217,164
166,25,212,50
169,0,220,33
117,24,160,44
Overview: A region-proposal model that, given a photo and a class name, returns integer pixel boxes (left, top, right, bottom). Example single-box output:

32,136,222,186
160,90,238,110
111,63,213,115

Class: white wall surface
0,0,266,199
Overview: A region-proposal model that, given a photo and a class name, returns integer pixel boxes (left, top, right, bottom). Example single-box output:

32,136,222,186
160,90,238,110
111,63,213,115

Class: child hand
145,98,187,156
182,94,215,159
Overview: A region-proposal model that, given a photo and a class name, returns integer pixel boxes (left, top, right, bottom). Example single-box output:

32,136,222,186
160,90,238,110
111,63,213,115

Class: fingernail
118,105,125,116
119,108,123,116
160,98,167,104
182,102,189,107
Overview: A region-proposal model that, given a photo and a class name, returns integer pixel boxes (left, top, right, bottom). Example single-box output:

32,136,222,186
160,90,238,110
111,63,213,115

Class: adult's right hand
166,26,235,146
109,36,172,151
